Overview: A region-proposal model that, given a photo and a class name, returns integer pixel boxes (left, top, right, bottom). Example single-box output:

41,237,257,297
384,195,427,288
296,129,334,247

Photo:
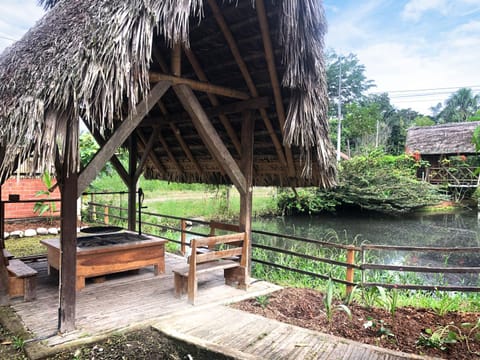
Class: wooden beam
58,115,79,333
256,0,295,177
0,190,9,305
171,43,182,76
158,131,183,174
128,134,138,232
184,46,242,156
140,97,270,127
207,0,288,169
149,73,249,100
169,123,203,174
240,111,254,275
88,127,129,186
134,128,158,182
173,84,246,193
78,81,171,196
136,130,166,176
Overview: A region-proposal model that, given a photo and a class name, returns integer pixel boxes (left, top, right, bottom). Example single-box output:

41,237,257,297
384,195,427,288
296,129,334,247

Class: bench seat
7,259,37,301
173,232,248,304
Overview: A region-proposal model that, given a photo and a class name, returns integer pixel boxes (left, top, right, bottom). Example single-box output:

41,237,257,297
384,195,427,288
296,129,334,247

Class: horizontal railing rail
82,199,480,294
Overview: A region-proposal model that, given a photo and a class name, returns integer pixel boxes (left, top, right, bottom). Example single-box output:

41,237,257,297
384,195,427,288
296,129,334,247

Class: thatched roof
405,122,480,155
0,0,336,187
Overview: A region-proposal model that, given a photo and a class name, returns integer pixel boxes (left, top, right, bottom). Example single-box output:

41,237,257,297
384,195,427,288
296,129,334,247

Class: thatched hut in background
0,0,335,332
406,122,480,166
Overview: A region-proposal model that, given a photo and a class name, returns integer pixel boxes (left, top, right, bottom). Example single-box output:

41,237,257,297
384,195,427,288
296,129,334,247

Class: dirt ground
232,287,480,360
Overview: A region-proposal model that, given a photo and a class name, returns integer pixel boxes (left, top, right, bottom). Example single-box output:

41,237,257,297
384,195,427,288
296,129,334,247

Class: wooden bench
173,232,248,304
7,259,37,301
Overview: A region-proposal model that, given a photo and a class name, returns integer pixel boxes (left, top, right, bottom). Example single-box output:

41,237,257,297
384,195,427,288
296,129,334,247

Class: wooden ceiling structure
0,0,336,332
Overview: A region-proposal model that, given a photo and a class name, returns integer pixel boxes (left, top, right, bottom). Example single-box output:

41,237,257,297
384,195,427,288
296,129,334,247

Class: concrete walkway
154,305,438,360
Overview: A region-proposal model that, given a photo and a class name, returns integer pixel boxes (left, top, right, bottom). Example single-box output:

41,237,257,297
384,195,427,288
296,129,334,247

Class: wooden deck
10,252,280,349
154,306,430,360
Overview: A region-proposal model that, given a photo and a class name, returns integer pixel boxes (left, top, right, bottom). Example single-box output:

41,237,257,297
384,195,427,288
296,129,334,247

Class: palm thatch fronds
280,0,334,183
406,121,480,155
0,0,203,179
1,0,336,187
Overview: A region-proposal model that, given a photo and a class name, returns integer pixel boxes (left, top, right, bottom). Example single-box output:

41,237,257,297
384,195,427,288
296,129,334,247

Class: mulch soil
232,288,480,359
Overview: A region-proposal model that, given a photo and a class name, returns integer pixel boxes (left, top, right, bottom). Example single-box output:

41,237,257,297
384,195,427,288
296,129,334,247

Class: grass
5,236,47,257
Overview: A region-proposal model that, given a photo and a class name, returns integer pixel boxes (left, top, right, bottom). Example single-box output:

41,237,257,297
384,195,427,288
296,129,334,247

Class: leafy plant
12,336,25,351
364,317,395,339
323,277,352,323
432,292,457,316
376,287,399,320
361,286,379,310
33,171,57,221
255,295,270,309
416,325,458,351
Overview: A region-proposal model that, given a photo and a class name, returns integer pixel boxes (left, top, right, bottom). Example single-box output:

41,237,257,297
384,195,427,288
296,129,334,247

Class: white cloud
402,0,480,21
0,0,44,53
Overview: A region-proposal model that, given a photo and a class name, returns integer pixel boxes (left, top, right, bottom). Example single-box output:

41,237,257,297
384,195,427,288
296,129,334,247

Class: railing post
181,219,186,256
346,245,355,296
104,205,109,225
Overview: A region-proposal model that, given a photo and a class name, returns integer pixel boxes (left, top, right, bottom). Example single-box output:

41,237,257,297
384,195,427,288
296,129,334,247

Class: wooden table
41,232,167,290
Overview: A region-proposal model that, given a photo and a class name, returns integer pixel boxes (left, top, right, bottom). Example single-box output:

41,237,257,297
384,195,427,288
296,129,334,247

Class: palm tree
440,88,479,123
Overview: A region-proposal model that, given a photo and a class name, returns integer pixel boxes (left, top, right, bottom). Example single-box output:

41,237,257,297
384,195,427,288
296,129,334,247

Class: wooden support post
59,170,78,332
0,194,8,305
346,245,356,296
128,134,137,231
240,111,254,275
104,206,109,225
181,219,186,256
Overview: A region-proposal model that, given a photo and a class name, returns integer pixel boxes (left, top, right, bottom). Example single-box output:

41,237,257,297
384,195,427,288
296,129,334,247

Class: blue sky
1,0,479,115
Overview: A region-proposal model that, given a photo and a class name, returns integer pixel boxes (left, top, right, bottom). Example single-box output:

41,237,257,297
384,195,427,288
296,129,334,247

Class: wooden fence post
181,219,186,255
346,245,355,296
104,206,109,225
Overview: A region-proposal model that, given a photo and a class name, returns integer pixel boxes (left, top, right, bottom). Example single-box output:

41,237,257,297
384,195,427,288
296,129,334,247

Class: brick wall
1,177,61,219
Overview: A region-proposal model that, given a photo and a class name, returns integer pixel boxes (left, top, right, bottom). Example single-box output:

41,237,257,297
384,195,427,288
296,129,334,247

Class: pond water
249,210,480,287
252,211,480,248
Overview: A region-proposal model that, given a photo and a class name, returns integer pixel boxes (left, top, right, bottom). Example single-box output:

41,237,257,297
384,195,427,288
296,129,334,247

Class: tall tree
326,50,376,116
439,88,479,123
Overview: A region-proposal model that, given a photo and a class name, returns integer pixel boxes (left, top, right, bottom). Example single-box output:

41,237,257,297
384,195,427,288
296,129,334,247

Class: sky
0,0,479,115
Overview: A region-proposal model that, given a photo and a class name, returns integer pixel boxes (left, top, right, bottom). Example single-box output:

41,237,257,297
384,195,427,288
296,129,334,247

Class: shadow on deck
10,252,280,352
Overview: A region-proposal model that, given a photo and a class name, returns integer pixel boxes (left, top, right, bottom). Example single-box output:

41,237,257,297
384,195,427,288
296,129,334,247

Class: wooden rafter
184,46,242,156
134,128,159,181
256,0,295,177
136,129,166,176
207,0,288,170
169,122,203,174
152,46,228,177
158,131,183,174
149,73,249,100
77,81,171,196
88,126,130,185
174,84,247,194
140,97,270,127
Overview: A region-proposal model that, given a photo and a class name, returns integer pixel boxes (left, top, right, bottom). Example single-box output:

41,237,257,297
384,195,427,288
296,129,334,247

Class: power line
371,85,480,94
0,34,17,42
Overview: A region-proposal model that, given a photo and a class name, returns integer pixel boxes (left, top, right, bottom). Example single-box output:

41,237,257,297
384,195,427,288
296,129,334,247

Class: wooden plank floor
11,253,281,347
154,306,432,360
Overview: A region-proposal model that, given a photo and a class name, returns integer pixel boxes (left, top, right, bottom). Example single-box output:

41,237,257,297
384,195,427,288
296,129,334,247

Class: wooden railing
82,202,480,295
425,166,480,187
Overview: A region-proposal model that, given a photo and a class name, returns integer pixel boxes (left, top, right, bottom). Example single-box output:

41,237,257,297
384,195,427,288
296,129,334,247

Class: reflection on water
251,211,480,287
253,211,480,248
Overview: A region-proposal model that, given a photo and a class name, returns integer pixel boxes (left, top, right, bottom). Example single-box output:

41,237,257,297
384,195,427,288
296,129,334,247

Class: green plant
323,277,352,323
432,292,457,316
33,171,57,220
364,317,395,339
376,287,399,320
361,286,379,309
416,325,459,351
255,295,270,309
12,336,25,351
